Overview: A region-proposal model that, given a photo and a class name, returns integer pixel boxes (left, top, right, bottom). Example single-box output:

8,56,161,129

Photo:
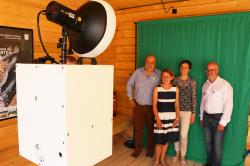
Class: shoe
160,160,167,166
172,151,179,162
180,158,187,165
153,161,159,166
131,149,141,158
172,156,178,162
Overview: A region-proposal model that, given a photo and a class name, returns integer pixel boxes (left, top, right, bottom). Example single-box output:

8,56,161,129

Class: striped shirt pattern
154,86,179,144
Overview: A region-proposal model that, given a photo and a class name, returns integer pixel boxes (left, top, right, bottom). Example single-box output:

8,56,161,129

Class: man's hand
200,120,203,127
129,99,136,109
190,113,196,125
217,124,225,131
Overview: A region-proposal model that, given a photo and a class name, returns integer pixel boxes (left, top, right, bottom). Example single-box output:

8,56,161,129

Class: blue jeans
203,112,225,166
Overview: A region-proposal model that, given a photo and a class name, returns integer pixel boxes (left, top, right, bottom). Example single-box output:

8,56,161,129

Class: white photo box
16,64,113,166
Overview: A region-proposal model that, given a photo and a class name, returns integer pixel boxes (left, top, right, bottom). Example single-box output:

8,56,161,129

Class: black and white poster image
0,26,33,120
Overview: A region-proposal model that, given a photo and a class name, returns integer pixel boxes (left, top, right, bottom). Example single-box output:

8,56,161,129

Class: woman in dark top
153,69,180,166
172,60,197,165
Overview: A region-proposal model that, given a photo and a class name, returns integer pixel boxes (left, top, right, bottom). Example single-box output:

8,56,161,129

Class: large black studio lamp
35,0,116,64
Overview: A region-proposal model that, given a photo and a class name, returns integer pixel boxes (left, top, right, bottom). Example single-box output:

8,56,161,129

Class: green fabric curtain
137,12,250,165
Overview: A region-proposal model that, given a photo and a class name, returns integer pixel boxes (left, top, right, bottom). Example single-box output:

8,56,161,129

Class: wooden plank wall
114,0,250,116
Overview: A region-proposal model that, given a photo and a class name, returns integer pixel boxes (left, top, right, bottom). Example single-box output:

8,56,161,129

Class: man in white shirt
200,62,233,166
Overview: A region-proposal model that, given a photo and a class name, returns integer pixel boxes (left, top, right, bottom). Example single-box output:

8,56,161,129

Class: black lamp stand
57,27,68,64
124,126,135,149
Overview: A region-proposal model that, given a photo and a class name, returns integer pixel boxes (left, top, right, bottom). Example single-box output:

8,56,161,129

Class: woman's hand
172,118,179,128
190,113,196,124
156,119,163,129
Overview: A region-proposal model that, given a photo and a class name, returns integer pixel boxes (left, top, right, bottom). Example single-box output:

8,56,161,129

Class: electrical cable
37,10,50,57
161,0,175,14
36,10,58,64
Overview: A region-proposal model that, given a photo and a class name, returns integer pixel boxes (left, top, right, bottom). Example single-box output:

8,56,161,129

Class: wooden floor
0,118,36,166
96,135,203,166
0,118,249,166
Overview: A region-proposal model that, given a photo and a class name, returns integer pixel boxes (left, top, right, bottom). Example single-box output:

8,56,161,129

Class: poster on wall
0,26,33,120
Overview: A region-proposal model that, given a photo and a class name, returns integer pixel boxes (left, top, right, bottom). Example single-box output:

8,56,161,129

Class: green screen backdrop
137,12,250,165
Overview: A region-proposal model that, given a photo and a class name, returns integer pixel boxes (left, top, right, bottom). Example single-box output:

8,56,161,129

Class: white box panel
16,64,113,166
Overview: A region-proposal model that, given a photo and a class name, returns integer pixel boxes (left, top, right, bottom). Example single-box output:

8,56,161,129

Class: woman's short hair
179,59,192,70
161,68,175,78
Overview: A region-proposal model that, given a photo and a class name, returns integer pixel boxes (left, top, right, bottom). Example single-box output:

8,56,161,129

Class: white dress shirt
200,76,233,126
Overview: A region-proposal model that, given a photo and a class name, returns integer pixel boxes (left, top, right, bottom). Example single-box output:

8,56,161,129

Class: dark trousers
203,112,225,166
133,102,154,151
